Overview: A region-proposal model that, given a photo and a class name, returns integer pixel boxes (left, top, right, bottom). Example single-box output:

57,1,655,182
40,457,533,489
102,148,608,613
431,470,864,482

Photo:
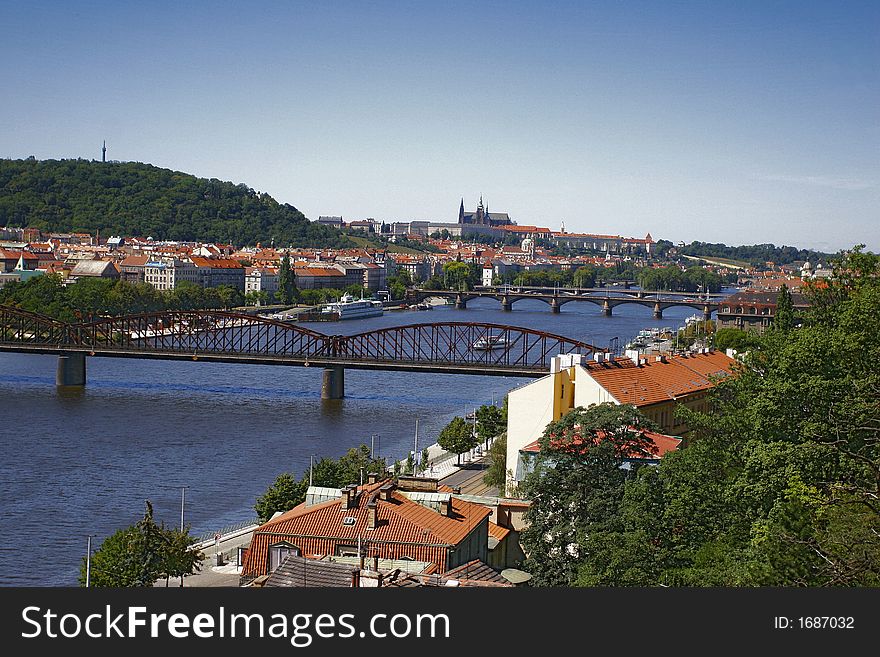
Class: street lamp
160,484,189,587
85,534,95,587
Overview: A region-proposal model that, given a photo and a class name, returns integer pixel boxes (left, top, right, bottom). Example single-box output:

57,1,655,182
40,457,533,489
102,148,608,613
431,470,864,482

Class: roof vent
342,516,357,526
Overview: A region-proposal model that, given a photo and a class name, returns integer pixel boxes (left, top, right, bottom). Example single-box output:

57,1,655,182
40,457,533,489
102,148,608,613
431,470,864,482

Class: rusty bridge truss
0,306,603,377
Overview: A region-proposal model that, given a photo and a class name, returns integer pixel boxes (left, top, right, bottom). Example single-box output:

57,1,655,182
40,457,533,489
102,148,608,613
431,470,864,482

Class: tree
572,265,596,288
278,254,297,305
443,261,473,290
80,501,202,587
255,473,307,523
713,327,756,353
482,433,508,491
254,445,388,522
518,403,658,586
475,404,504,445
437,416,478,465
773,283,794,332
569,246,880,587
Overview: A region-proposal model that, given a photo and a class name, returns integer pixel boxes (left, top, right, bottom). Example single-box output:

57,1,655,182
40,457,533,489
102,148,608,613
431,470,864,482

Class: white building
504,350,736,495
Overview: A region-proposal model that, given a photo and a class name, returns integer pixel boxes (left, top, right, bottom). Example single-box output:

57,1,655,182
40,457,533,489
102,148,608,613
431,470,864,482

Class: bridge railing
1,307,602,372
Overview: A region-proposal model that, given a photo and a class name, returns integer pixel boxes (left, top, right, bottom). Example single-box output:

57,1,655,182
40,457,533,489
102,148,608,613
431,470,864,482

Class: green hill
0,158,353,248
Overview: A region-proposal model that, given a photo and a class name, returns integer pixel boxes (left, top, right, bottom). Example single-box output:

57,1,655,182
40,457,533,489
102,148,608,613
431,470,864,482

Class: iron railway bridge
0,306,603,398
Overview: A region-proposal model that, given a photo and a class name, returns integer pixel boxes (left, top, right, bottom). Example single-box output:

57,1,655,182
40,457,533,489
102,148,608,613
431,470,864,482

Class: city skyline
1,1,877,253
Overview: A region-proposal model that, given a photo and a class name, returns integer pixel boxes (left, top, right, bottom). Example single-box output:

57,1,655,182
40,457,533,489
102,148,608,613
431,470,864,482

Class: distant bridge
412,286,725,319
0,306,603,398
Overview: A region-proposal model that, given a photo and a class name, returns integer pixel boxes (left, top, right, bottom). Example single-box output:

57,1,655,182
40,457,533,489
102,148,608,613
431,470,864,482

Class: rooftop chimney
367,472,379,485
439,496,453,517
341,484,359,510
379,482,396,501
367,497,379,529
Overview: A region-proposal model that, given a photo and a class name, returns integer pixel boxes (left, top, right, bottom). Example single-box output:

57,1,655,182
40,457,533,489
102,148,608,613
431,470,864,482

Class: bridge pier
703,306,712,323
56,352,86,386
455,294,467,310
602,300,612,317
653,303,663,320
550,298,561,314
321,366,345,399
501,297,512,312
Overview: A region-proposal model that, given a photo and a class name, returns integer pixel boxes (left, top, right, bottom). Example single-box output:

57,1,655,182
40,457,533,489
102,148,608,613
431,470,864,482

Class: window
268,542,300,572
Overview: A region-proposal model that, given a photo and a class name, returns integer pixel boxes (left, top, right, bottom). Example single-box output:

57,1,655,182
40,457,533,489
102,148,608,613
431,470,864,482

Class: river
0,294,710,585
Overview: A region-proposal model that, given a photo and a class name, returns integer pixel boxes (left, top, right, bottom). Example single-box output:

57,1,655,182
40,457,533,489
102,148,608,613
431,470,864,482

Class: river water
0,295,707,585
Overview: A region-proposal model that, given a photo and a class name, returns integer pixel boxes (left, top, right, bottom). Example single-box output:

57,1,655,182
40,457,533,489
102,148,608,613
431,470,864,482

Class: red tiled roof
190,257,244,269
295,267,344,277
583,351,737,406
119,255,149,267
242,480,491,578
487,522,510,542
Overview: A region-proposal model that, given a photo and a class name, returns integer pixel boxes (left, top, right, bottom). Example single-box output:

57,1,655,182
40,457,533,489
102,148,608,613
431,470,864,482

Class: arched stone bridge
411,287,723,320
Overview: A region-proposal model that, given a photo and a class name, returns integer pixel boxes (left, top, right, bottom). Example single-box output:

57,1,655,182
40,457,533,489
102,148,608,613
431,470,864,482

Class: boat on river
472,334,511,351
321,293,385,320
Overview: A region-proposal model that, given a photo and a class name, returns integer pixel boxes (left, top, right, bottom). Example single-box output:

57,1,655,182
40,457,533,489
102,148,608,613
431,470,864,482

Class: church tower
459,198,465,224
102,140,106,163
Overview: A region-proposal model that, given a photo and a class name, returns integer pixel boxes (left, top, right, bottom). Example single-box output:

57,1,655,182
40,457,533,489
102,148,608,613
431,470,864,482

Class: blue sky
1,1,877,252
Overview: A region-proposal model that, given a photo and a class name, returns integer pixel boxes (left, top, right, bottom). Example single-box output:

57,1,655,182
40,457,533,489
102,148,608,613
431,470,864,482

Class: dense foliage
437,416,479,465
254,445,388,522
678,241,830,268
80,501,202,587
520,246,880,586
0,158,353,248
0,274,244,321
518,404,660,586
636,264,723,293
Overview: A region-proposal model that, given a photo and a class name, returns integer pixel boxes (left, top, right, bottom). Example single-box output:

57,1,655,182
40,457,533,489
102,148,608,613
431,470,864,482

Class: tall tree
437,416,478,465
518,403,658,586
80,501,202,587
278,254,296,305
773,283,794,332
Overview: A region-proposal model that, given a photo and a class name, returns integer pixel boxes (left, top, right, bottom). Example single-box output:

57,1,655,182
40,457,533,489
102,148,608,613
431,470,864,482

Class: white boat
472,334,511,351
321,293,384,320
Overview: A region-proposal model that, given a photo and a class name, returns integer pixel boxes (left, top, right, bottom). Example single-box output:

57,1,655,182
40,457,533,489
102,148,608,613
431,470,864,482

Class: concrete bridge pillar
550,297,561,314
455,293,467,310
602,299,612,317
321,366,345,399
501,295,512,312
56,352,86,386
653,303,663,320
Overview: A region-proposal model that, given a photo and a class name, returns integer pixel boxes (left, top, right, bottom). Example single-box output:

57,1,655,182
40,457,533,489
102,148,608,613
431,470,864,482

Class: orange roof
584,351,737,406
295,267,344,277
243,480,490,577
487,522,510,542
119,255,149,267
190,257,243,269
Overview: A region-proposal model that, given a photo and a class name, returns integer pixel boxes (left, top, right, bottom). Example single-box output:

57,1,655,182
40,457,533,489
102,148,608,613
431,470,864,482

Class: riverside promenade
156,440,498,587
